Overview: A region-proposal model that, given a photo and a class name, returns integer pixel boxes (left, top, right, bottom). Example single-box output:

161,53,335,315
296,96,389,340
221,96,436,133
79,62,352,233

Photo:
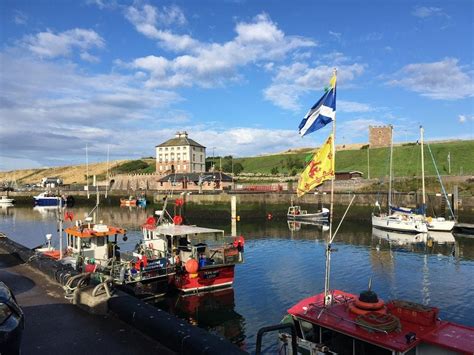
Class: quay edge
0,235,247,355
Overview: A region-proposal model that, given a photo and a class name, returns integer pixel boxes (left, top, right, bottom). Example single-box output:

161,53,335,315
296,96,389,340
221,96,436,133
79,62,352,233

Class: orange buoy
233,235,245,248
185,259,199,273
173,215,183,225
349,303,387,315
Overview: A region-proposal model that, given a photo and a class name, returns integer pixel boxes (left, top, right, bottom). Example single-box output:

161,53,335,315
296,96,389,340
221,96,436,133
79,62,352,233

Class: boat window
96,237,105,247
74,236,78,249
297,320,318,342
81,238,91,249
353,339,392,355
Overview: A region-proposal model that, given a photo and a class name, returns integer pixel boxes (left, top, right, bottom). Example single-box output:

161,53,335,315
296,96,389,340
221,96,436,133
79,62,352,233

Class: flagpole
324,68,337,306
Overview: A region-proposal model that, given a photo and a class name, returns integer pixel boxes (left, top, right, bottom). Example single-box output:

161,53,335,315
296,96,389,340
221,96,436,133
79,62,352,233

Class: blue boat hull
34,198,64,206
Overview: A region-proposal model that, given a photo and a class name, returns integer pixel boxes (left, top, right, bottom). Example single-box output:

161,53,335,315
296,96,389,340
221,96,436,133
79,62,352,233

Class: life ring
349,303,387,316
148,243,153,249
175,198,184,206
355,299,385,310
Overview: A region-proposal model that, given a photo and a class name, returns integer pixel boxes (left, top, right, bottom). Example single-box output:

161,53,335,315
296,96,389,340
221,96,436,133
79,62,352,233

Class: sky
0,0,473,170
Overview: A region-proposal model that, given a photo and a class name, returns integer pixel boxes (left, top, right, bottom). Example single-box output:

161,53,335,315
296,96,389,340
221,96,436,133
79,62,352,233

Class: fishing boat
256,71,474,355
0,196,14,204
36,211,174,288
140,199,245,293
33,191,74,207
120,196,137,207
372,126,428,234
142,220,244,293
287,206,330,222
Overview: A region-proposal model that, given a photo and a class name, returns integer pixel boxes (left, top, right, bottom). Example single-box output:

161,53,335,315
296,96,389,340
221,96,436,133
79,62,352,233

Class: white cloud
387,58,474,100
328,31,341,41
24,28,105,59
264,62,365,110
124,4,197,52
412,6,447,18
126,12,316,89
0,51,184,168
459,114,474,123
13,10,28,25
338,100,374,113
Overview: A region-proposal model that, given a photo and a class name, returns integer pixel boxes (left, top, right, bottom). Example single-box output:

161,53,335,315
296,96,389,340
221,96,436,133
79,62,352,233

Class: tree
271,167,279,175
233,163,244,175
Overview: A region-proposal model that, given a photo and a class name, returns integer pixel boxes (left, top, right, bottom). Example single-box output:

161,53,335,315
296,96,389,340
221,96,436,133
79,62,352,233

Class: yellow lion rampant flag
296,133,335,197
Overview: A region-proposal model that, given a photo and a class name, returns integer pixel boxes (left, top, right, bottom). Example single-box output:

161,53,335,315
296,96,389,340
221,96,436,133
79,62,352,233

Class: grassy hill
1,140,472,186
235,140,474,178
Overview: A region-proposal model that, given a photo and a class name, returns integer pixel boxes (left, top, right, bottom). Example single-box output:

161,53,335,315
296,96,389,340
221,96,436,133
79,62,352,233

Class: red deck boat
277,289,474,354
141,221,245,293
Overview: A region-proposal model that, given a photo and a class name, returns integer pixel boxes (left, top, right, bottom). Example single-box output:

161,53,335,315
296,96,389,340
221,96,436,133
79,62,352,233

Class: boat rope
329,194,356,244
63,272,91,300
389,300,432,312
355,312,401,333
426,143,455,219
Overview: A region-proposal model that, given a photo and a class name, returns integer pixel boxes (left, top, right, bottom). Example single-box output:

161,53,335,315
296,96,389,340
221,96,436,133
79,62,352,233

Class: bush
112,160,151,174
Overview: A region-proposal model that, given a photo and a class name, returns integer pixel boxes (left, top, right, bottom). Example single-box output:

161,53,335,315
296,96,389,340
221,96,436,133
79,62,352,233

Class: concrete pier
0,236,247,354
0,243,174,354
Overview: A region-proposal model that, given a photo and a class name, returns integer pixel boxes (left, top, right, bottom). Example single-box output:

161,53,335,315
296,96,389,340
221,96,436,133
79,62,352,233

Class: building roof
156,132,205,148
158,172,233,183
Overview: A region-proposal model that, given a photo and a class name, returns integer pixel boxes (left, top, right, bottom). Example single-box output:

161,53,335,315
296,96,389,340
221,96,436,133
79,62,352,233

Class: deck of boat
288,290,474,354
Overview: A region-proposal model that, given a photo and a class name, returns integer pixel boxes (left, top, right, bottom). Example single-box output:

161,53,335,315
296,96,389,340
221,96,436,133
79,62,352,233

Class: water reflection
153,288,246,348
372,227,456,256
1,206,474,352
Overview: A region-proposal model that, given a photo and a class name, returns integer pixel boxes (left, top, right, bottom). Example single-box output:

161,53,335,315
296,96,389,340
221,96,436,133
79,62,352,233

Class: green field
235,140,474,178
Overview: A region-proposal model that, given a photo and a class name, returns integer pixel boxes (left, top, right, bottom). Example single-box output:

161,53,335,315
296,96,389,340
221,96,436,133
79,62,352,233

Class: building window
171,147,174,151
165,147,168,151
177,147,180,150
200,155,203,162
193,154,195,161
159,166,162,171
159,147,162,151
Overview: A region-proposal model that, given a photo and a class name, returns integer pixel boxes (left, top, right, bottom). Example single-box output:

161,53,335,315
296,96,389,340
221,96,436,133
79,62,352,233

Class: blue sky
1,0,473,170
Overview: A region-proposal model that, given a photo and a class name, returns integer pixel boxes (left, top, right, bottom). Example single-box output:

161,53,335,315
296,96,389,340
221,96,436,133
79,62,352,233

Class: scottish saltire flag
297,133,335,197
298,74,336,137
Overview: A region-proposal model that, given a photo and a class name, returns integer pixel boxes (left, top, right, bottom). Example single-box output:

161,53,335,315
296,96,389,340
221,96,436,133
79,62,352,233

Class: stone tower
369,126,392,148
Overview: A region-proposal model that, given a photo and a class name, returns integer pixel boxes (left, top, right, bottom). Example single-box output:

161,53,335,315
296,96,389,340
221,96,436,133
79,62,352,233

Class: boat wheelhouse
141,220,244,293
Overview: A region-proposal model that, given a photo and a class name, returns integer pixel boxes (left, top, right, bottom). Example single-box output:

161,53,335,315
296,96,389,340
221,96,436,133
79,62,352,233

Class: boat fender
173,215,183,225
233,236,245,248
146,216,155,225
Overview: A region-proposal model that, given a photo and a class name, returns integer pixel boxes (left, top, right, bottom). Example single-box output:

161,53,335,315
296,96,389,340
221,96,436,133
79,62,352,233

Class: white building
155,132,206,174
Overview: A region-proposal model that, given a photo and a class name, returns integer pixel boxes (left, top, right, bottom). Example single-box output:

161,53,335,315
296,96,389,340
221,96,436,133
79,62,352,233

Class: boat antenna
324,68,337,306
420,126,426,216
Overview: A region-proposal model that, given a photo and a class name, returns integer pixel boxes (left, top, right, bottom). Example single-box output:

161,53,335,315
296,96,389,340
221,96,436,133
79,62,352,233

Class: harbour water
1,204,473,353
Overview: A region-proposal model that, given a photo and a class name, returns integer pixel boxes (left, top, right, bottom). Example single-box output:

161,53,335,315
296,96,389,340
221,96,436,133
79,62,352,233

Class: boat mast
86,144,90,199
324,68,337,306
388,125,393,214
420,125,426,216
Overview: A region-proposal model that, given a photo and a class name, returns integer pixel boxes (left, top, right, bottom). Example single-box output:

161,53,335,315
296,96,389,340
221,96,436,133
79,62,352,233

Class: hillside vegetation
1,141,472,185
235,140,474,178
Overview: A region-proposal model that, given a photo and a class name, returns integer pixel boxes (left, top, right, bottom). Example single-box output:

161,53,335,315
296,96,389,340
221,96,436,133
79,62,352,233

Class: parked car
0,282,24,354
0,187,14,192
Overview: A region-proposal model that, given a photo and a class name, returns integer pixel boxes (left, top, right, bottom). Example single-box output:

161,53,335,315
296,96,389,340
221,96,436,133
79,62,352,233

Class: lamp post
212,147,216,172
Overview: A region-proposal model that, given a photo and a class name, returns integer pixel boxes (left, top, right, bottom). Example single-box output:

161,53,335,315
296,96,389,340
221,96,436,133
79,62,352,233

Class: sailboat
255,71,474,355
371,126,427,233
420,126,456,231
